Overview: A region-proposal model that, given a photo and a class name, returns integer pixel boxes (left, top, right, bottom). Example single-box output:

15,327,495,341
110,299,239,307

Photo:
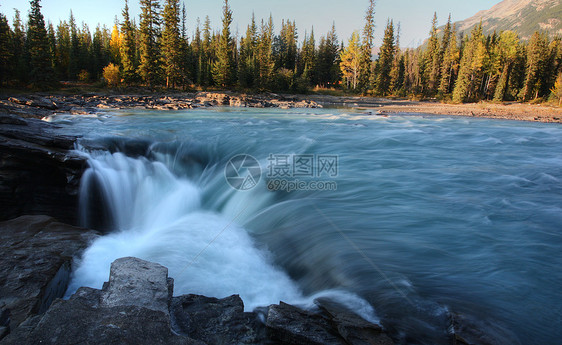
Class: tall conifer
212,0,234,87
27,0,55,86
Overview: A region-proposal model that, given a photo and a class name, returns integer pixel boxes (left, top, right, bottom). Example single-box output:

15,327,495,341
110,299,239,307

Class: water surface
47,108,562,344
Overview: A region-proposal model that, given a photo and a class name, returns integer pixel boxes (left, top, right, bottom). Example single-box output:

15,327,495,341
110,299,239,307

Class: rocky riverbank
0,252,395,345
0,92,322,119
295,95,562,123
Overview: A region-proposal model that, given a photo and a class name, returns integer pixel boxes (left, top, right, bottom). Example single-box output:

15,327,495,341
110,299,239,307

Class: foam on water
68,149,379,320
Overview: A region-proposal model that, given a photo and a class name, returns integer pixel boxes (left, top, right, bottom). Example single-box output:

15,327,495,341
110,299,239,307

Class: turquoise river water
46,107,562,344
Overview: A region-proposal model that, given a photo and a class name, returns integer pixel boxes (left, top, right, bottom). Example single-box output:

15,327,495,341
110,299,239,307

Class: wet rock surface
0,216,99,340
0,114,85,224
1,257,395,345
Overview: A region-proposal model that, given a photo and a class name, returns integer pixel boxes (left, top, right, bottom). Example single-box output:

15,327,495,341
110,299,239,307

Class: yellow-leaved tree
340,31,361,90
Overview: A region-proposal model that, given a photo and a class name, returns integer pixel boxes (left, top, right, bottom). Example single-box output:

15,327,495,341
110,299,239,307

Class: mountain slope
455,0,562,39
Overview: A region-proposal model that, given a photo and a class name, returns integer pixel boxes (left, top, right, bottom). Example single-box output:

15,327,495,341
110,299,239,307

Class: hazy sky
0,0,501,47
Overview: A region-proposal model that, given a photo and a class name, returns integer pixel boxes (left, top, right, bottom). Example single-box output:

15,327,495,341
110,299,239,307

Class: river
46,107,562,344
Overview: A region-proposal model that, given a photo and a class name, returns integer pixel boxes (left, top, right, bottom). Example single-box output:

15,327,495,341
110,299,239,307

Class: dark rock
1,301,201,345
266,302,344,345
27,97,57,110
8,96,56,111
1,257,201,345
449,312,521,345
0,114,85,224
1,256,396,345
171,294,269,345
0,216,99,339
0,307,9,339
316,298,394,345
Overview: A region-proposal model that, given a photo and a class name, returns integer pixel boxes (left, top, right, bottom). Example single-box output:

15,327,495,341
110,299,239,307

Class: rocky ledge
1,256,394,345
0,113,85,225
0,216,100,339
0,92,322,119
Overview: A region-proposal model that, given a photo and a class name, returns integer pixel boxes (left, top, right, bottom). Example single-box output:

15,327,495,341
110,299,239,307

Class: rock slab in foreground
0,216,99,338
1,257,395,345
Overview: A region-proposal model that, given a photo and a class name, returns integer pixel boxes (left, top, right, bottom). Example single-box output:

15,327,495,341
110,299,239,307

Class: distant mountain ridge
454,0,562,39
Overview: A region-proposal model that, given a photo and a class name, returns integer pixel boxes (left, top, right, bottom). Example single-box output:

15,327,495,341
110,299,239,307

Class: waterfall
68,148,379,321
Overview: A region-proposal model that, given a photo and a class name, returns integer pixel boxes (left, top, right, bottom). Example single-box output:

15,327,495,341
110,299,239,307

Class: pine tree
424,13,441,95
374,20,395,95
162,0,182,87
273,20,297,71
551,73,562,106
316,23,340,87
0,13,11,85
389,22,404,93
68,11,80,79
201,16,213,86
493,31,519,101
300,28,316,86
27,0,55,86
439,23,459,95
340,31,361,90
138,0,162,87
257,16,275,89
359,0,375,91
238,13,258,88
47,22,57,70
522,31,548,101
92,25,109,80
179,2,192,87
11,10,28,83
542,38,561,98
452,24,486,103
212,0,234,87
55,20,70,80
121,0,138,84
191,18,202,84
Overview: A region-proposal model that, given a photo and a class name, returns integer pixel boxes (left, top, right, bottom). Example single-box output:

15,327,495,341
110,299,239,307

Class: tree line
1,0,561,104
342,10,562,104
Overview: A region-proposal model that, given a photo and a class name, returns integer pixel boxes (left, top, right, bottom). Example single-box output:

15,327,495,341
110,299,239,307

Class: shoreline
1,91,561,123
294,94,562,123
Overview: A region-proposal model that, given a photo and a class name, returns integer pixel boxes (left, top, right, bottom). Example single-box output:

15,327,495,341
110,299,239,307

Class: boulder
266,302,344,345
171,294,268,345
0,114,85,225
0,216,99,339
101,257,173,314
1,257,201,345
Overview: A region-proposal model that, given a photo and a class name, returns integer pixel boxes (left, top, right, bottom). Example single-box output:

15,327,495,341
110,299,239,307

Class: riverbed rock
449,312,522,345
101,257,173,314
0,257,201,345
0,114,85,225
0,216,99,340
171,294,269,344
1,256,395,345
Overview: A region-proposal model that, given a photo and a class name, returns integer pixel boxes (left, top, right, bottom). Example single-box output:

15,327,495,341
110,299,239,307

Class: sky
0,0,502,47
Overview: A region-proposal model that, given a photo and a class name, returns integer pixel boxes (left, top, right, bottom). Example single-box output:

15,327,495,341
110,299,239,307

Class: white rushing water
68,149,379,321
